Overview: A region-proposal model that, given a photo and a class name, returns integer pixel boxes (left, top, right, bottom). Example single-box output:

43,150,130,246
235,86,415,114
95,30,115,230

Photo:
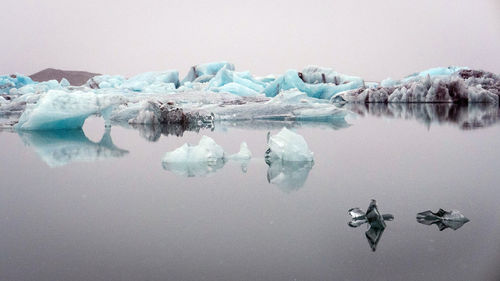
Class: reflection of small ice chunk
267,161,313,192
162,159,225,177
265,128,314,163
162,135,225,164
417,209,469,231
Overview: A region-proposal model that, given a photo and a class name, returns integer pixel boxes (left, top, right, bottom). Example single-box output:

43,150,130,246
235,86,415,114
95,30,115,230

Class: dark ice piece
417,209,469,231
348,200,394,252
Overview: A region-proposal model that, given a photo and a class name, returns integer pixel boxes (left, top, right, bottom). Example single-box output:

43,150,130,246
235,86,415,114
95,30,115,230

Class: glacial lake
1,104,499,281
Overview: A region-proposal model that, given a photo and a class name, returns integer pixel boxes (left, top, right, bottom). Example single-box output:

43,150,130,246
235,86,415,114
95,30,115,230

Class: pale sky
1,0,499,81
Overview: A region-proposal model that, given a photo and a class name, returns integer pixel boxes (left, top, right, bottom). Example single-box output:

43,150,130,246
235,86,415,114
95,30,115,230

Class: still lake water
1,104,499,281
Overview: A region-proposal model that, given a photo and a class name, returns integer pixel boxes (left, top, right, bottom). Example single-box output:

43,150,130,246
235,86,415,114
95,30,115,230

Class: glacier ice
18,128,128,167
265,127,314,163
0,74,34,94
14,90,116,130
263,67,364,100
161,135,252,177
181,62,235,85
1,62,499,132
333,69,500,104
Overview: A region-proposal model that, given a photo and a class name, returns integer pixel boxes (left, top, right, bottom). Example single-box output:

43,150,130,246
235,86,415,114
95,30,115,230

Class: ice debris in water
416,209,469,231
265,127,314,163
161,135,251,177
348,200,394,252
18,128,128,167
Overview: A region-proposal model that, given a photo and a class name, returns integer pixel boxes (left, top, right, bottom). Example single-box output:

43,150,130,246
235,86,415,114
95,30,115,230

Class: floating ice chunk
181,62,235,85
263,67,364,100
15,90,114,130
266,160,313,192
265,128,314,163
162,135,225,164
348,200,394,252
417,209,469,231
228,142,252,161
161,135,227,177
0,74,35,94
18,128,128,167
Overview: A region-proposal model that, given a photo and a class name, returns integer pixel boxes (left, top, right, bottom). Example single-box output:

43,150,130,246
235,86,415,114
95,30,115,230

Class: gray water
1,104,499,281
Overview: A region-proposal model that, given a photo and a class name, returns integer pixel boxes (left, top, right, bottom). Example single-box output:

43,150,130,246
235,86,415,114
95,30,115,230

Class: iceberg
18,128,128,167
227,142,252,161
0,74,35,94
417,209,469,231
1,63,499,131
265,128,314,163
263,66,364,100
14,90,117,130
87,71,179,93
333,69,500,104
161,135,252,177
162,135,225,164
181,61,235,85
348,200,394,252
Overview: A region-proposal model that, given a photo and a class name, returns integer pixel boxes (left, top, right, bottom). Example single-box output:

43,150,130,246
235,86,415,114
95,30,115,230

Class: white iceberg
162,135,252,177
162,135,225,164
265,127,314,162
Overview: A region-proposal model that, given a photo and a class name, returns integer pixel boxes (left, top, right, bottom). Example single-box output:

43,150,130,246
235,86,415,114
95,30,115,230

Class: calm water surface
1,104,499,281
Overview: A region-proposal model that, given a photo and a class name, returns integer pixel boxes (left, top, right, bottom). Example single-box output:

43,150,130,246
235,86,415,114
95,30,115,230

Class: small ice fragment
417,209,469,231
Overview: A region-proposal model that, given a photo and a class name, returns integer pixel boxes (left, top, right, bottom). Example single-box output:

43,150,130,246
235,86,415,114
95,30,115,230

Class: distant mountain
30,68,100,86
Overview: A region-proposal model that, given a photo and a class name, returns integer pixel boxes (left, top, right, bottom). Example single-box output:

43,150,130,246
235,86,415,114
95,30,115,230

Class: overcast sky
1,0,499,81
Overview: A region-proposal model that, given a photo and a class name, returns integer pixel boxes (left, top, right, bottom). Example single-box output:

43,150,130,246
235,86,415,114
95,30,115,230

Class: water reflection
18,128,128,167
130,123,214,142
417,209,470,231
341,103,500,130
266,161,313,192
348,200,394,252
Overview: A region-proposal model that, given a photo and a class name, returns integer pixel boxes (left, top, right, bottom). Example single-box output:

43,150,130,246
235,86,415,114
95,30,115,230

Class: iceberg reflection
342,103,500,130
266,161,314,192
348,200,394,252
18,128,128,167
